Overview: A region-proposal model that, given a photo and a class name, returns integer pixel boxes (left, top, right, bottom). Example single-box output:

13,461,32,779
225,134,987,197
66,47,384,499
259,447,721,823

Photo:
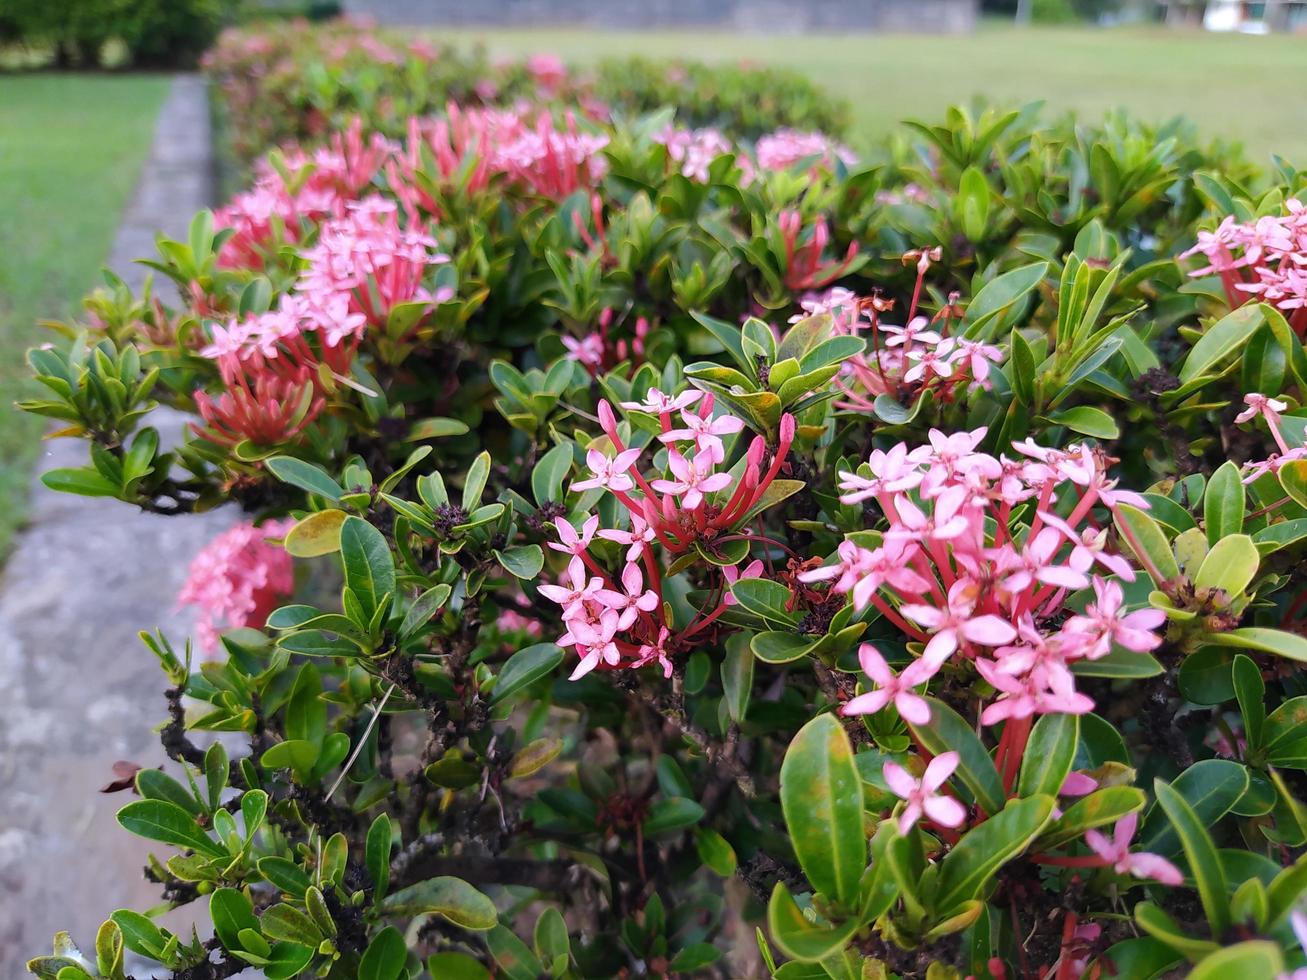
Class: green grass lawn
0,74,171,555
442,24,1307,165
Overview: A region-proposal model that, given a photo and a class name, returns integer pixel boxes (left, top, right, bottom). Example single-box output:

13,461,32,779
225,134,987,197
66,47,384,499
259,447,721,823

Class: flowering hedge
203,20,851,168
20,74,1307,980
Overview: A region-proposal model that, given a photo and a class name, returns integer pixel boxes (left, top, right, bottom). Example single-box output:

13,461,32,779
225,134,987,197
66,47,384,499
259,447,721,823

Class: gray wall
345,0,979,32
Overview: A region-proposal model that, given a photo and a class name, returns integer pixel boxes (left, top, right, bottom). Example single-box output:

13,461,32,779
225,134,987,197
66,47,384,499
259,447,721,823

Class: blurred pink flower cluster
1181,200,1307,334
803,429,1164,739
178,519,295,653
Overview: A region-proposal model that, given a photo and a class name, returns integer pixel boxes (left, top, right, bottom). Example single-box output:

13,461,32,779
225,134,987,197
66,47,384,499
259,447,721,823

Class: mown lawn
0,74,170,555
442,24,1307,164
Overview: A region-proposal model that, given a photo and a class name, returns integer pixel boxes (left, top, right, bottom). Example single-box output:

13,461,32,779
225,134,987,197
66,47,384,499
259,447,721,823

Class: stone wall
345,0,979,32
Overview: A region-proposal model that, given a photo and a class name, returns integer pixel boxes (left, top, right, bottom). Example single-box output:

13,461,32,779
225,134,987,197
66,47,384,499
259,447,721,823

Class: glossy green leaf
779,714,865,906
1154,779,1229,936
380,876,497,930
491,643,563,704
766,882,860,963
935,795,1056,913
1018,713,1079,798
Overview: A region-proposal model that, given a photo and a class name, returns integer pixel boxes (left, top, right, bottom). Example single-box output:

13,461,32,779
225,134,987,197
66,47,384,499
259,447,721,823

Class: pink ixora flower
547,515,599,557
1235,392,1289,426
900,580,1017,667
882,752,966,835
571,447,643,494
1084,813,1184,886
619,387,702,415
658,407,745,463
650,447,732,510
841,644,935,725
1063,577,1166,659
178,519,295,653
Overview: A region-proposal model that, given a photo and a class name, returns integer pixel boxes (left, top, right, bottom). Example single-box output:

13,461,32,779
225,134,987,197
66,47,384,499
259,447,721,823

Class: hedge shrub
18,29,1307,980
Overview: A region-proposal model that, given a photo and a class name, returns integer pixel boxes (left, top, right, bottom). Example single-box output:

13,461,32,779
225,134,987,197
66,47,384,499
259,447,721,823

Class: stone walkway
0,75,237,974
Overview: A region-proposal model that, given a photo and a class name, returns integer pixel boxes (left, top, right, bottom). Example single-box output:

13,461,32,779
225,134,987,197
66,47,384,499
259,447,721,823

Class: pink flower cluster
561,308,650,376
539,390,794,679
1181,200,1307,335
196,197,450,447
797,250,1004,411
802,428,1165,732
755,129,856,173
654,124,741,183
178,519,295,653
214,119,394,269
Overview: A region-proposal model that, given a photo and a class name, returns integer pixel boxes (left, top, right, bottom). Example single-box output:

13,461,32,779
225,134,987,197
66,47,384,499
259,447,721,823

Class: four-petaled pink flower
901,581,1018,667
598,515,657,563
572,447,643,493
538,557,605,621
619,387,702,415
841,644,935,724
659,408,745,463
1064,577,1167,659
651,447,732,510
595,562,660,630
1235,392,1289,426
882,752,966,835
1084,813,1184,886
548,515,599,556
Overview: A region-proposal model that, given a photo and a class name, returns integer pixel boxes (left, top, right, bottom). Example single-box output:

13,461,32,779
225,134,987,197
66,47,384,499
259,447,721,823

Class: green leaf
462,451,491,509
1114,504,1180,584
730,577,798,626
1018,713,1079,798
1140,759,1248,856
485,924,543,980
359,927,407,980
259,904,322,946
909,697,1005,816
643,797,706,835
257,856,311,898
284,509,347,558
935,795,1056,913
490,643,563,704
41,467,119,497
366,813,393,901
532,443,574,505
495,545,544,579
398,584,452,639
963,261,1049,340
264,456,344,501
1188,941,1282,980
532,909,569,975
116,800,223,858
779,715,865,906
1035,786,1147,850
1193,534,1259,598
1208,627,1307,663
722,632,753,724
380,877,497,930
766,882,860,963
1203,461,1246,546
210,888,258,953
695,827,738,877
1280,459,1307,509
1179,305,1265,385
1041,406,1119,440
1094,937,1182,979
1134,901,1219,962
426,952,492,980
1070,649,1164,679
1154,779,1230,935
751,631,816,664
1233,655,1267,751
109,910,165,958
339,517,395,623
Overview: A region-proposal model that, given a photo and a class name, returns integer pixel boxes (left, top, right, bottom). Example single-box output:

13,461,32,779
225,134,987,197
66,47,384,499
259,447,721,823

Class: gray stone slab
0,74,239,974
